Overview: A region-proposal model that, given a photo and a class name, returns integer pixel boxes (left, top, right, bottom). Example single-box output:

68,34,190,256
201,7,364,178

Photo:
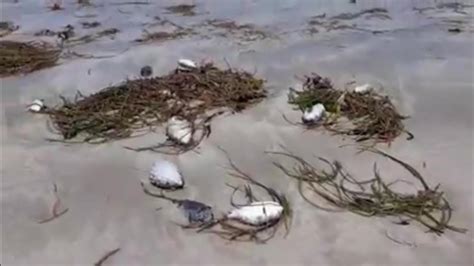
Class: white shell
178,59,197,69
302,103,326,124
149,159,184,189
227,201,283,226
27,99,44,112
166,116,192,145
354,83,373,93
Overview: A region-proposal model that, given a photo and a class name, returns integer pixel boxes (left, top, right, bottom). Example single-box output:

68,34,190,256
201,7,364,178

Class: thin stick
94,248,121,266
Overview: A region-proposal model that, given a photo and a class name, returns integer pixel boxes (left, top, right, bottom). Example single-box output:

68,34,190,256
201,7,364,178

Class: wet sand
1,0,473,265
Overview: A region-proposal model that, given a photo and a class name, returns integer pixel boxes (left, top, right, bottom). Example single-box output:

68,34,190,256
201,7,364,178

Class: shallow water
1,0,473,265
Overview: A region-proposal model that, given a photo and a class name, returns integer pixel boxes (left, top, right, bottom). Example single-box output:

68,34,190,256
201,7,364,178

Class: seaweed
268,147,466,235
203,19,272,42
0,41,61,77
287,73,413,144
43,63,266,147
134,29,193,43
165,4,196,16
37,184,69,224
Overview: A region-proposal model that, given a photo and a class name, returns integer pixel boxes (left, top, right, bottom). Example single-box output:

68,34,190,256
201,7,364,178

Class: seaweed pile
269,148,466,235
44,63,266,144
288,73,412,143
0,41,60,77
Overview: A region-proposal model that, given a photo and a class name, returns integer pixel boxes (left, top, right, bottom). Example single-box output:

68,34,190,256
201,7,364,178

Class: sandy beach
1,0,473,265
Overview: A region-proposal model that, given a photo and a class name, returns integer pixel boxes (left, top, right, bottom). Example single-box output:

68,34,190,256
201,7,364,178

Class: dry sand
1,0,473,265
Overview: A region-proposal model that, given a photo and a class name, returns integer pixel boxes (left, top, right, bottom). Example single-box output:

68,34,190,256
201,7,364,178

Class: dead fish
172,199,214,225
302,103,326,124
140,65,153,77
27,99,45,112
166,116,193,145
142,188,214,225
149,159,184,189
227,201,283,226
178,59,197,71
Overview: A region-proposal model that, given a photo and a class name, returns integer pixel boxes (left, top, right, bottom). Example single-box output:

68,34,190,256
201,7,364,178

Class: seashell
149,159,184,189
178,59,197,70
302,103,325,124
354,83,373,94
227,201,283,226
27,99,45,112
166,116,193,145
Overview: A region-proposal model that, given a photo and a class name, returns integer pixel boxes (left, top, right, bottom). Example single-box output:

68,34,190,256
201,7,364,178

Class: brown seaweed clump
269,148,466,235
204,19,272,42
0,41,60,77
288,73,412,143
165,4,197,16
44,63,266,144
134,29,193,43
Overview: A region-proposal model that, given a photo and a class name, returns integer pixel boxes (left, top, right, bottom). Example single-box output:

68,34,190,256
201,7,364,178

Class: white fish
302,103,326,124
149,159,184,189
178,59,197,70
227,201,283,226
166,116,193,145
27,99,45,112
354,83,373,93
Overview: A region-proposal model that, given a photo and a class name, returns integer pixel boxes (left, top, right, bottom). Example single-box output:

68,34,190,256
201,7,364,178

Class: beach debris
38,183,69,224
165,4,196,16
0,21,19,37
227,201,283,226
198,148,291,243
178,59,197,70
43,63,265,145
287,73,412,144
28,99,45,112
140,65,153,77
0,41,60,77
94,248,120,266
268,147,467,235
149,159,184,189
81,21,101,29
354,83,373,94
166,116,193,145
448,28,462,33
141,184,214,227
331,8,390,20
302,103,326,124
57,24,75,41
134,29,194,43
50,0,63,11
34,29,57,37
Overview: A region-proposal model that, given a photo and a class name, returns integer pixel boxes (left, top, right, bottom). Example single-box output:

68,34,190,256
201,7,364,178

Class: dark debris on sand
165,4,197,16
